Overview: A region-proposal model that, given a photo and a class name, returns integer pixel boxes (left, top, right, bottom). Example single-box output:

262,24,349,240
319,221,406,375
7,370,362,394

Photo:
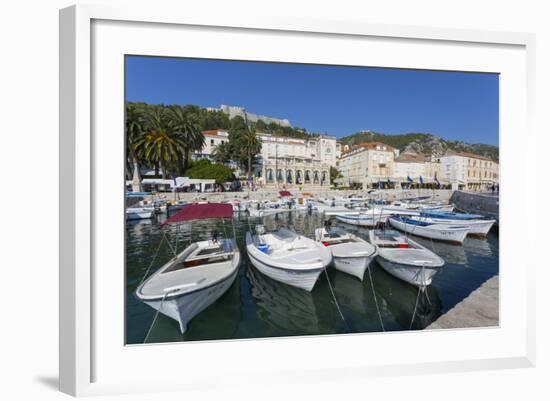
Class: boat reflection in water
329,269,388,332
413,236,469,265
246,265,323,335
372,264,442,330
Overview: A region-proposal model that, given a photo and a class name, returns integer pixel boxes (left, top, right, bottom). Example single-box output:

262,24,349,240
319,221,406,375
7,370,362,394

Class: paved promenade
427,275,499,329
133,188,453,204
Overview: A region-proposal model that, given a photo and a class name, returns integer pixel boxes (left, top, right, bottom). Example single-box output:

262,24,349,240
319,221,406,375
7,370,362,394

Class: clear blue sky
125,56,499,146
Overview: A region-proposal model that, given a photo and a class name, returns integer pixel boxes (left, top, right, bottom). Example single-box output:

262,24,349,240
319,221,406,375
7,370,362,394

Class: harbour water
126,212,499,344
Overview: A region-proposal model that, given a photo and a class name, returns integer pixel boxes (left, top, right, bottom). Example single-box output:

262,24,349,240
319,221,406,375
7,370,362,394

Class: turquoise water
125,212,499,344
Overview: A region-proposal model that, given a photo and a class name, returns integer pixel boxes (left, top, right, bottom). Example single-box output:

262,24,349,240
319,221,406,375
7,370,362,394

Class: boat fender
257,243,269,254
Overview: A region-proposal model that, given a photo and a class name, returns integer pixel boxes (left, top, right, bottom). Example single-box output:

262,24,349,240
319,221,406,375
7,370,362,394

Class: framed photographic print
59,3,536,396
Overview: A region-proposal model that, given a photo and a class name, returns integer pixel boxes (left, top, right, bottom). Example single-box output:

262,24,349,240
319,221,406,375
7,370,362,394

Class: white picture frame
59,3,536,397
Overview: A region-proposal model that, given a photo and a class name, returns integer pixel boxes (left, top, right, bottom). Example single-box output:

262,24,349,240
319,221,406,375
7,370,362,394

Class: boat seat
185,251,233,262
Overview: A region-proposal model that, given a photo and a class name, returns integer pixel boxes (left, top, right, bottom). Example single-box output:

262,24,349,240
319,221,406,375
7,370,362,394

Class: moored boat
126,207,153,220
314,226,377,280
411,215,495,236
246,226,332,291
136,203,240,334
388,215,470,244
335,210,393,227
419,210,484,220
369,229,445,287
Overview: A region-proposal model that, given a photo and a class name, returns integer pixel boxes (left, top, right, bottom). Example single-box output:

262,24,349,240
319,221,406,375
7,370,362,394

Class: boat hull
144,267,239,335
247,252,324,292
333,254,375,281
417,218,495,236
376,256,439,287
389,218,469,244
126,211,153,220
335,213,389,227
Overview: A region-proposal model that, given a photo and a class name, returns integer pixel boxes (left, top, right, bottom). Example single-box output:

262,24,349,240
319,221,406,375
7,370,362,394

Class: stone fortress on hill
207,104,292,127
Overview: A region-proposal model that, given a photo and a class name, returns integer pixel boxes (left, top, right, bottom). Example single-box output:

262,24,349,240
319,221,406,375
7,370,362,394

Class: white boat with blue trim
246,226,332,291
412,215,496,236
388,215,470,244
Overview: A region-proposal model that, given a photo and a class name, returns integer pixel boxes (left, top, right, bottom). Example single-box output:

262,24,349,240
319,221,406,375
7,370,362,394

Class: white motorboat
369,229,445,287
380,200,454,214
372,204,421,217
247,199,295,217
335,209,393,227
314,226,377,280
410,216,495,236
136,203,240,334
388,216,470,244
126,207,153,220
308,201,354,215
389,212,471,242
246,226,332,291
420,203,455,212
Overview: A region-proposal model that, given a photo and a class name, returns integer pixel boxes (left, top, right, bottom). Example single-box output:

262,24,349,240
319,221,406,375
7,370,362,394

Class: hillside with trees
339,130,499,161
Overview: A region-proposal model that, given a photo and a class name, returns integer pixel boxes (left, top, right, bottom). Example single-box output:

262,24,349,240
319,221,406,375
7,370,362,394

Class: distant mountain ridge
339,131,499,161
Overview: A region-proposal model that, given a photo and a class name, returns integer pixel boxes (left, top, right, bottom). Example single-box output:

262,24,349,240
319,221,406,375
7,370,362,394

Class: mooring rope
409,263,426,329
323,269,350,330
366,265,385,331
139,232,167,285
143,293,168,343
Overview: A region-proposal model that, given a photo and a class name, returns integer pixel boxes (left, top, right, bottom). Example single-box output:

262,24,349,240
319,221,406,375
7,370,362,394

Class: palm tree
136,107,185,179
212,141,232,164
125,103,146,191
243,129,261,179
167,105,204,175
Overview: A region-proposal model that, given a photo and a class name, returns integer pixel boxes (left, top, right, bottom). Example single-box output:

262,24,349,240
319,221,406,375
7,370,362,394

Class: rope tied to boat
409,263,426,329
143,292,168,343
366,265,385,332
139,231,168,286
323,269,350,331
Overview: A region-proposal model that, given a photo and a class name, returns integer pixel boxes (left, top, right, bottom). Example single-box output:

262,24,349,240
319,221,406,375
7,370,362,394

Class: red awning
279,190,292,197
163,203,233,225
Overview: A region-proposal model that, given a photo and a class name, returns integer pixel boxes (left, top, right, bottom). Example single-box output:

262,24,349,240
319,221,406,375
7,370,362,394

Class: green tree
330,166,342,184
212,141,232,164
136,107,185,179
228,116,261,179
167,105,204,174
186,159,235,184
125,102,147,190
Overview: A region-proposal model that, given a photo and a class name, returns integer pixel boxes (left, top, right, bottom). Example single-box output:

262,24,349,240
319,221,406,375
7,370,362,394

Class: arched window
296,170,303,184
305,170,311,183
321,171,327,184
286,170,293,184
276,169,283,182
313,171,319,184
266,169,274,182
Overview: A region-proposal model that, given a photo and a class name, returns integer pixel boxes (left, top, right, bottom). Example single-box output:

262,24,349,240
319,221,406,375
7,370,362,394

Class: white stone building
337,142,398,188
194,129,337,188
193,129,230,160
440,151,499,190
392,152,443,186
255,133,335,188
